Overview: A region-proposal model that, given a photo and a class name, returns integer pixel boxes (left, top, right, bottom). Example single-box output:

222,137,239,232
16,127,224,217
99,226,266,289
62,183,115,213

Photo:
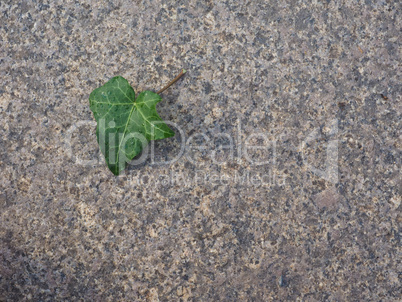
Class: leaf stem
157,69,187,94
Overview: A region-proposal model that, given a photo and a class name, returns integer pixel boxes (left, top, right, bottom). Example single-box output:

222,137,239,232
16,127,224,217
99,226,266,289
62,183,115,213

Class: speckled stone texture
1,0,401,301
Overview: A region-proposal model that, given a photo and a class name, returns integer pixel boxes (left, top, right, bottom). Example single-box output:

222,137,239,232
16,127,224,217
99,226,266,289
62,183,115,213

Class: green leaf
89,76,174,175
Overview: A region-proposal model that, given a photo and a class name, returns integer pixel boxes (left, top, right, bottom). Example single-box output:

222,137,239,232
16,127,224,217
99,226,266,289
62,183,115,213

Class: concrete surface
0,0,401,301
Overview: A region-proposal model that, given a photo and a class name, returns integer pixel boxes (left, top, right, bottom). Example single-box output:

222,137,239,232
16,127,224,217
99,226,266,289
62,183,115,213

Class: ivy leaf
89,76,174,175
